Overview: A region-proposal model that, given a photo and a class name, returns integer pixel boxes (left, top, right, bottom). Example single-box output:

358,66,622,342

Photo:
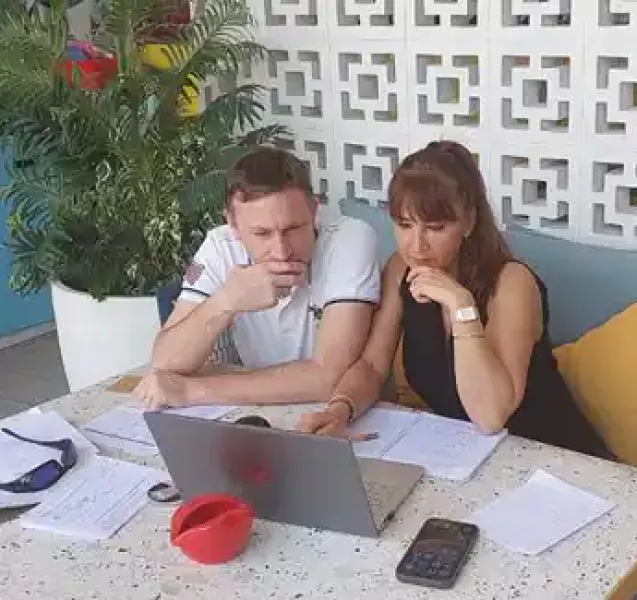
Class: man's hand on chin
134,369,197,411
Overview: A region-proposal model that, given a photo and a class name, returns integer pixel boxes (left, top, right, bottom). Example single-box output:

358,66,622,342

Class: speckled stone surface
1,379,637,600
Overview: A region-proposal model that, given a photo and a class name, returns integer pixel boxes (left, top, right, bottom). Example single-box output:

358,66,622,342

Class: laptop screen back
145,412,379,536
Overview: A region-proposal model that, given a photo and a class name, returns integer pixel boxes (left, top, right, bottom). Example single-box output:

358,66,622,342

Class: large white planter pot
51,281,161,392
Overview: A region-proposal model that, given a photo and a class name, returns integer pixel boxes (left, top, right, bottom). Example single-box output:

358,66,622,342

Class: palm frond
2,179,56,225
0,2,70,137
100,0,169,69
237,123,290,146
5,226,57,295
195,83,264,132
151,0,264,128
0,66,57,122
0,0,285,298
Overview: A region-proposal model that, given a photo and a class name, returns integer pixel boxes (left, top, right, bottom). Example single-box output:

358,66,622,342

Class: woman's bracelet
325,394,356,423
452,331,486,340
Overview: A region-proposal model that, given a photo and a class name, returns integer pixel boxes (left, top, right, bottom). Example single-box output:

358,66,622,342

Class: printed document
83,404,238,455
0,410,98,509
20,455,166,540
469,469,615,554
350,408,507,482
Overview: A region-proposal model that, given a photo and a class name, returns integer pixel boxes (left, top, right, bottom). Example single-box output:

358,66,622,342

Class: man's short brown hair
225,146,312,208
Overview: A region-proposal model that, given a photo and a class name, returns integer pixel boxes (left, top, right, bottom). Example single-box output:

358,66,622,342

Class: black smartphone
395,517,479,589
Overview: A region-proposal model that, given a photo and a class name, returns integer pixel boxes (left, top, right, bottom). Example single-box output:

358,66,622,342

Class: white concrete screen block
264,0,317,23
579,156,637,247
265,46,330,130
416,0,480,28
276,134,333,201
336,137,407,207
331,41,408,137
501,54,574,138
508,0,571,26
492,151,579,240
242,0,637,249
604,0,637,24
593,55,637,137
333,0,401,38
251,0,327,43
409,52,482,129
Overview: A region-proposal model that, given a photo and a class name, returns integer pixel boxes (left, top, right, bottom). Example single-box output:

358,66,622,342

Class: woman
298,140,611,458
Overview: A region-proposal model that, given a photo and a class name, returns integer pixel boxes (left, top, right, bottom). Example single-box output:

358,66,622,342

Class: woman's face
392,213,468,271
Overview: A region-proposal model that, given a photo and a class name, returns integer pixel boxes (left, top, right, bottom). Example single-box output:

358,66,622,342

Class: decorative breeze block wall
239,0,637,248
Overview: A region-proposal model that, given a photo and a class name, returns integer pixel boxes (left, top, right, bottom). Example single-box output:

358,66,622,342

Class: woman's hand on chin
406,266,474,311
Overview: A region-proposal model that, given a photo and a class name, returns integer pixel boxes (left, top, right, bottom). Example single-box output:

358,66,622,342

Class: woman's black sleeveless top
400,266,611,459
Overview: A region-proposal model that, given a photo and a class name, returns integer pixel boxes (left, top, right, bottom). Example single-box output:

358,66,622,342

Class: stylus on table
312,426,380,442
349,431,380,442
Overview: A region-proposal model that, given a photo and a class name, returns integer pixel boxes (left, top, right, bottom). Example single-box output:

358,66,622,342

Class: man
135,146,381,410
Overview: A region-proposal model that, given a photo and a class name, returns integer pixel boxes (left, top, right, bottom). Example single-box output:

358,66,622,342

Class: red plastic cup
170,494,254,565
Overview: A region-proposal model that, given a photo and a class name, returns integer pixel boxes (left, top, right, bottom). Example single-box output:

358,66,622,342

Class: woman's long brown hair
388,140,513,319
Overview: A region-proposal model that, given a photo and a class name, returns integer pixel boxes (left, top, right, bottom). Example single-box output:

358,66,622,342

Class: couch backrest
340,198,637,345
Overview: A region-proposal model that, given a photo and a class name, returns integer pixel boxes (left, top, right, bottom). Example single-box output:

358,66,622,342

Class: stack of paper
83,404,238,455
0,410,98,509
19,455,166,541
0,408,167,541
469,469,615,554
350,408,507,482
349,408,420,458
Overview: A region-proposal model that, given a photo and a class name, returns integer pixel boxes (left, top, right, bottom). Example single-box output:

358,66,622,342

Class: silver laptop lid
145,411,382,537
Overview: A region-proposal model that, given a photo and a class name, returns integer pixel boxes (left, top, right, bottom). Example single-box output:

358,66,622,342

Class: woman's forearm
330,359,385,420
452,322,517,433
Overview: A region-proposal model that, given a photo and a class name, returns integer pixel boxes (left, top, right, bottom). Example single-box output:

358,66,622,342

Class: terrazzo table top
1,378,636,600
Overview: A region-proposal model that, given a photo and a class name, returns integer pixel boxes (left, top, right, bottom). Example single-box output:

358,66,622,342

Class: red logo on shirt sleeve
184,261,204,285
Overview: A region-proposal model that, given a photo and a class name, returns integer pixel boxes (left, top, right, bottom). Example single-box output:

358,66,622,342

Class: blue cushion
339,198,637,345
340,198,395,264
156,281,182,325
504,227,637,344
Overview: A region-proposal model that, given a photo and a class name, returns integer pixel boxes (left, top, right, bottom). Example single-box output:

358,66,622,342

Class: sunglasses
0,427,78,493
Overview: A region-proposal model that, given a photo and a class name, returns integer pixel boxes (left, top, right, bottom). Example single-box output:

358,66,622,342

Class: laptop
145,412,424,537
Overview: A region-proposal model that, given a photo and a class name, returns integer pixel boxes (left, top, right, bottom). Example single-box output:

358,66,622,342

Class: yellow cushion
552,342,573,374
607,560,637,599
553,303,637,466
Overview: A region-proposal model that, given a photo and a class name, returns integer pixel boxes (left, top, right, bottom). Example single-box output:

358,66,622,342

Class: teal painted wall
0,150,54,337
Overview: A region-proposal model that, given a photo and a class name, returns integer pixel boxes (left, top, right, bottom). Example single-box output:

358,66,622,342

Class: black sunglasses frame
0,427,78,494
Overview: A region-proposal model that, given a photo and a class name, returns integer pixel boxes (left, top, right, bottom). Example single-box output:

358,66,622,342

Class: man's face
228,188,318,266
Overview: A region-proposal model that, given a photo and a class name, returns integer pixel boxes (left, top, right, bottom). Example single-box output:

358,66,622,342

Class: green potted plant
0,0,285,391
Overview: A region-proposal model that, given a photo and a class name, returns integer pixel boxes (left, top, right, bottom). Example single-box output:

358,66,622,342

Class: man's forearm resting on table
151,293,234,374
184,359,341,405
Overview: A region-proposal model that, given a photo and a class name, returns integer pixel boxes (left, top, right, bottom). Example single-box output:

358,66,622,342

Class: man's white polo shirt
178,209,381,369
